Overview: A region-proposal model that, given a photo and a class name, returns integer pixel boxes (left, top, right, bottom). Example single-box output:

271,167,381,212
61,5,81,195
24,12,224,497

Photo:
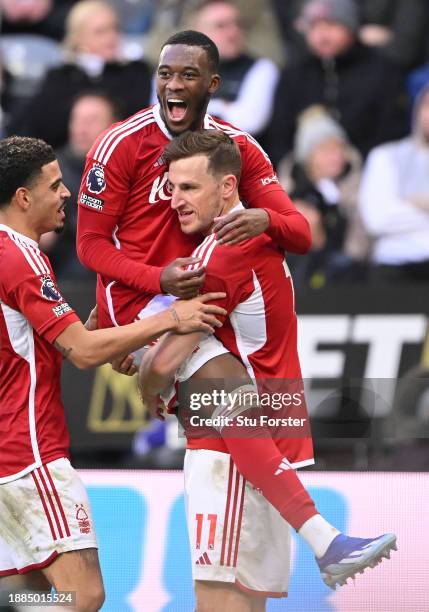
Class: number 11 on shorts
195,513,218,549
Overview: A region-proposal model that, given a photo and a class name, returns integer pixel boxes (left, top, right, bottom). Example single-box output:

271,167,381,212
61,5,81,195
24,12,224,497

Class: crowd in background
2,0,429,288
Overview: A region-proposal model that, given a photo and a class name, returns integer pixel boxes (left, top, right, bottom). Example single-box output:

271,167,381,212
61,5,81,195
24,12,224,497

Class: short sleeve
11,273,79,344
78,135,132,217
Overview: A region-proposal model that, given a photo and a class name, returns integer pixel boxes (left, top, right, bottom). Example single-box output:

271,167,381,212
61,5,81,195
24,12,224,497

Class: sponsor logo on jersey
261,173,279,186
153,153,167,168
52,303,72,317
40,275,62,301
86,164,106,195
80,193,104,211
149,172,172,204
274,457,293,475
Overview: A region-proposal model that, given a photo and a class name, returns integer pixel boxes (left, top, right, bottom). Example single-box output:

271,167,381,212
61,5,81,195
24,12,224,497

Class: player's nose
167,73,184,91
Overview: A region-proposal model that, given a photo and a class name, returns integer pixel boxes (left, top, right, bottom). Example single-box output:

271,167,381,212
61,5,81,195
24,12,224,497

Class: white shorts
0,458,97,575
135,294,229,404
184,449,291,598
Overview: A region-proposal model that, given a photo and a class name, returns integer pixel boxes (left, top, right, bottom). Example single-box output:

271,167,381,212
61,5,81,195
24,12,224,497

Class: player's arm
139,273,238,416
139,330,205,416
77,154,204,298
212,139,311,253
53,294,226,370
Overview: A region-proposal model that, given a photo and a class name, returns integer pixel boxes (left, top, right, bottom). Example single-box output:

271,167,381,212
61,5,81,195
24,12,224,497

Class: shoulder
88,105,158,164
206,115,271,162
0,232,46,290
200,233,265,276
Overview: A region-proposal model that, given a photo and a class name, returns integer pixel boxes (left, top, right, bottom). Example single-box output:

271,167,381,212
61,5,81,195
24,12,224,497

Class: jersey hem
235,578,288,598
0,551,58,576
0,453,69,484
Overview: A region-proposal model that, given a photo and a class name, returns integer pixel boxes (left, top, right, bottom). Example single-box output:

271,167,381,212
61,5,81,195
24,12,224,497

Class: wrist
168,306,180,331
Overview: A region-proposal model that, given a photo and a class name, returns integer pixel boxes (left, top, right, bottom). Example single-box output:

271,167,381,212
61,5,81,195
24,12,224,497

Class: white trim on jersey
0,302,42,484
19,239,50,275
94,108,156,165
229,271,267,380
112,225,121,249
188,234,218,271
152,103,173,140
105,281,119,327
205,115,271,162
0,224,38,247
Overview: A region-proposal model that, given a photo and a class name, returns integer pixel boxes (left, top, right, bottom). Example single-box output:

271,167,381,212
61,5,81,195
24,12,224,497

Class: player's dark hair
0,136,56,208
161,30,219,72
164,129,241,182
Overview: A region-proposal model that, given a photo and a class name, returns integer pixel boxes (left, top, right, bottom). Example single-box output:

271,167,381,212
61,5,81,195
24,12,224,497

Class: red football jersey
77,104,308,328
0,226,79,482
184,207,314,468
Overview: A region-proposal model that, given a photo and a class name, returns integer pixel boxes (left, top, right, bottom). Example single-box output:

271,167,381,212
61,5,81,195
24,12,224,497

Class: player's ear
208,73,220,94
222,174,237,198
14,187,31,211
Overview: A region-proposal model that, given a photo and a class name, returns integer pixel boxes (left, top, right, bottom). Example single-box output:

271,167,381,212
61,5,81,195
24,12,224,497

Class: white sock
298,514,341,558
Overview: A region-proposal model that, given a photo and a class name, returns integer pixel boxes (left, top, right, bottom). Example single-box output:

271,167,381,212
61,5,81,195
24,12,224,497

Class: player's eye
158,70,170,78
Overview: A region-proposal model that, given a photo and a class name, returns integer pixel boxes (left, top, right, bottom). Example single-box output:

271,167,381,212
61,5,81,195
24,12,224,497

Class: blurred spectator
0,0,75,41
266,0,407,166
358,0,428,70
41,91,119,279
144,0,283,67
270,0,310,64
280,105,368,287
190,0,279,138
0,60,13,137
358,85,429,284
7,0,152,148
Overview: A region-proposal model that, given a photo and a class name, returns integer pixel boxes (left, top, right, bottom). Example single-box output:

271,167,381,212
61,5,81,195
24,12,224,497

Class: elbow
68,349,98,370
150,352,174,379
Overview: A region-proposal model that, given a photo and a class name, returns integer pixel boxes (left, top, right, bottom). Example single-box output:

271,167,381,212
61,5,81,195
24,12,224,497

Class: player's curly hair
164,129,241,182
161,30,219,73
0,136,56,207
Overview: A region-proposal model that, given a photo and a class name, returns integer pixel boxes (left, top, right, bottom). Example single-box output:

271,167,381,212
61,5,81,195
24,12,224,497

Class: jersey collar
0,224,38,247
153,103,213,139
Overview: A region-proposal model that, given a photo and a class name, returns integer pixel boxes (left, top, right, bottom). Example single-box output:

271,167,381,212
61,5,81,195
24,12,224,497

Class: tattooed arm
52,294,226,370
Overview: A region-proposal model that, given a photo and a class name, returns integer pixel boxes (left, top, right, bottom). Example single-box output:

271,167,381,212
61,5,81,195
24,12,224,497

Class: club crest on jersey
40,275,62,301
86,164,106,195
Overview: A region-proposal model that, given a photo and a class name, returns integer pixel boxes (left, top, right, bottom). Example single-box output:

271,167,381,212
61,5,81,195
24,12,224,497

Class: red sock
222,425,317,531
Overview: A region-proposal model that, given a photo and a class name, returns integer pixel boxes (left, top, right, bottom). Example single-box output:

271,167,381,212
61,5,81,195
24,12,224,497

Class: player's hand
213,209,270,245
111,354,138,376
170,293,227,334
84,305,98,331
160,257,206,298
142,393,165,421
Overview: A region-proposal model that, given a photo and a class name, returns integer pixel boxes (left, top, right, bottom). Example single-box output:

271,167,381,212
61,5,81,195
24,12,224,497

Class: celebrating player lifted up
0,136,226,611
76,29,311,334
138,130,398,610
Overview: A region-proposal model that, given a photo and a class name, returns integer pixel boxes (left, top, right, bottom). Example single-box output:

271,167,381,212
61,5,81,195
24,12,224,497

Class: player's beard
54,224,64,235
158,91,211,136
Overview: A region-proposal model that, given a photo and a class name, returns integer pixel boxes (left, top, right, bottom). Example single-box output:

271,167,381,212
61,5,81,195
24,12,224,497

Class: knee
77,582,105,612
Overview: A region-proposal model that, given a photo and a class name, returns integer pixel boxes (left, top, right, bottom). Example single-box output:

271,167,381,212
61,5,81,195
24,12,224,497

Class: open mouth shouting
166,98,188,124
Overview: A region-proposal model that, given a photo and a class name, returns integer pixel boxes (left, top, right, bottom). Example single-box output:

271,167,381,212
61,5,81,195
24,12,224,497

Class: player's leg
182,355,397,588
41,548,104,612
195,580,265,612
0,458,103,610
184,450,290,609
252,596,267,612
